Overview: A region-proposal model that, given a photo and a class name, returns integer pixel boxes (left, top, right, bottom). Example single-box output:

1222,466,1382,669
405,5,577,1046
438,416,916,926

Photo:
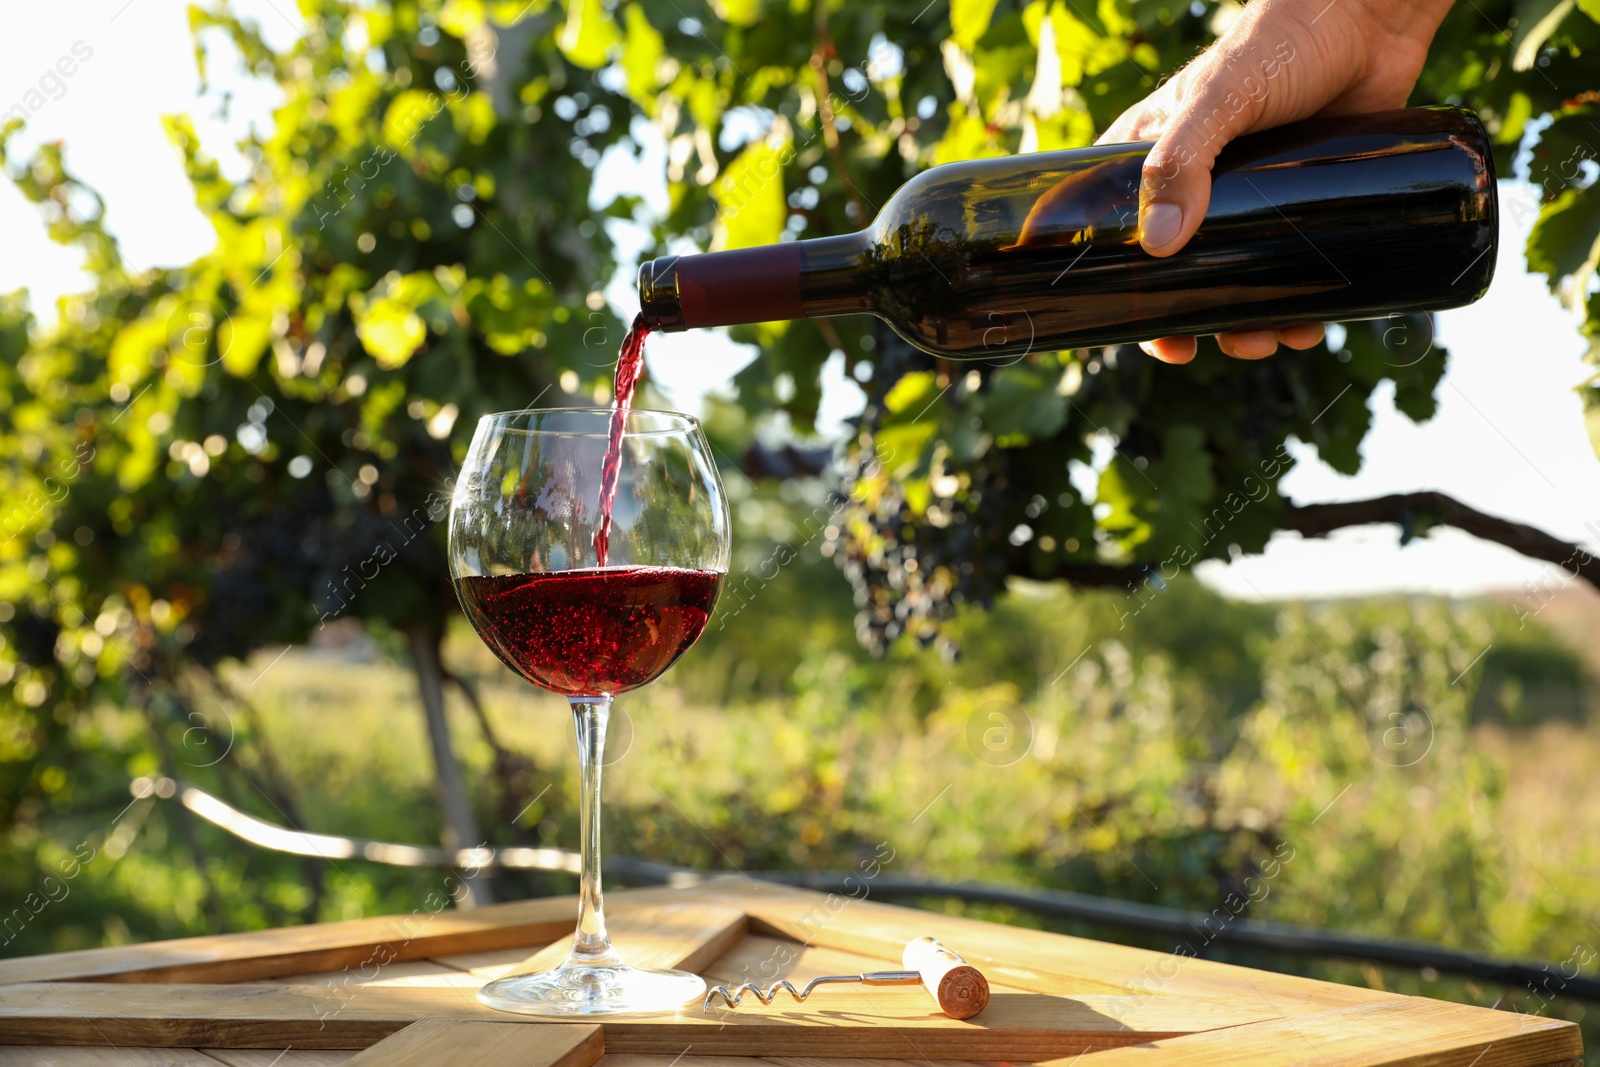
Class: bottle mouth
637,256,684,331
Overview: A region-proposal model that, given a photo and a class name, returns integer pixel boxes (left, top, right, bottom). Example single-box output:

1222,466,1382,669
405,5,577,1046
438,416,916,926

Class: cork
901,936,990,1019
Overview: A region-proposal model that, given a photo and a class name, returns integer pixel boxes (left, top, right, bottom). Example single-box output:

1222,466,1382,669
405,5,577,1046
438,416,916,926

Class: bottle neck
637,232,873,332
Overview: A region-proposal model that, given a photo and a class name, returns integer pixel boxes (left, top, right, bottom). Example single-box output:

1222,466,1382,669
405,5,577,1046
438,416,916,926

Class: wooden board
0,896,573,986
0,980,1283,1056
498,903,749,981
345,1022,602,1067
204,1055,356,1067
1033,998,1584,1067
719,881,1392,1010
0,882,1580,1067
0,1052,228,1066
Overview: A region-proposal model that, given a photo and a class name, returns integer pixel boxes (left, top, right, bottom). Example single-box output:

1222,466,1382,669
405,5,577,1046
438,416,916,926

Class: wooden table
0,881,1581,1065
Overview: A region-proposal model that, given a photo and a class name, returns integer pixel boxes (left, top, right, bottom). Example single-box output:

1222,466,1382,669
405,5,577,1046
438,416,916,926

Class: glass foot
478,962,707,1016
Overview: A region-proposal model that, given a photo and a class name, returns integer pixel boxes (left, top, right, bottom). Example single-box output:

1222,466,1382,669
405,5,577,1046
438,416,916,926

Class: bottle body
638,107,1497,359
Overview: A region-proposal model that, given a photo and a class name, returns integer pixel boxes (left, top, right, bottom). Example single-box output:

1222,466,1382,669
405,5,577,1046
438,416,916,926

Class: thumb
1137,79,1265,257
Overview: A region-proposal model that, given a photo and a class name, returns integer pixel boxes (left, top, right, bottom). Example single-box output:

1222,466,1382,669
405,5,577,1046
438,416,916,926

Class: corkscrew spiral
701,937,989,1019
703,972,920,1012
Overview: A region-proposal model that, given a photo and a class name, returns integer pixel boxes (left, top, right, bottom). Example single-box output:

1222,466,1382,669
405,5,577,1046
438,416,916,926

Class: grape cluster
828,327,1013,656
824,322,1393,653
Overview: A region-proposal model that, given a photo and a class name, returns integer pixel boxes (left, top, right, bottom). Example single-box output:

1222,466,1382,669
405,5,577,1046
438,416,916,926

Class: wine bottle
636,106,1497,359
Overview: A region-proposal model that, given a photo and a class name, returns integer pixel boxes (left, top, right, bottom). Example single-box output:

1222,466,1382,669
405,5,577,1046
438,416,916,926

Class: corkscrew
702,936,990,1019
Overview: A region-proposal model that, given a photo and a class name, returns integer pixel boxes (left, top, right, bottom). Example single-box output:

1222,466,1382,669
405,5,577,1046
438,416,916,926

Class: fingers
1277,322,1326,350
1139,67,1266,257
1138,336,1198,364
1138,324,1326,362
1215,323,1326,360
1095,99,1167,146
1216,329,1282,360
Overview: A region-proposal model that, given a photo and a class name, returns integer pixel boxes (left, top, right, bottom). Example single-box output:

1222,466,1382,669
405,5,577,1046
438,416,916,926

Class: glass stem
567,696,621,967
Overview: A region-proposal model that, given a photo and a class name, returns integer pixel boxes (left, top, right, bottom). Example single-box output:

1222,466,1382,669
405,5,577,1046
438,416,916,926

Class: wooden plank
0,981,1280,1056
203,1054,357,1067
0,1051,225,1066
261,959,479,988
1031,997,1583,1067
597,1058,993,1067
712,881,1398,1010
765,1060,995,1067
766,1060,994,1067
495,904,748,983
0,898,573,986
609,988,1281,1057
0,886,700,987
600,1057,769,1067
344,1021,602,1067
0,983,469,1049
429,947,533,979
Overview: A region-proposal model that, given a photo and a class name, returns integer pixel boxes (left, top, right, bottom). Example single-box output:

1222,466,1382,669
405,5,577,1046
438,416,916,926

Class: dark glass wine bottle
636,107,1497,359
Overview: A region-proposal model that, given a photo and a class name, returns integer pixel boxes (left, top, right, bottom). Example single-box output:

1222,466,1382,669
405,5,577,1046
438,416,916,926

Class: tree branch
810,0,868,225
744,440,835,480
1019,491,1598,593
1280,491,1600,590
758,446,1598,596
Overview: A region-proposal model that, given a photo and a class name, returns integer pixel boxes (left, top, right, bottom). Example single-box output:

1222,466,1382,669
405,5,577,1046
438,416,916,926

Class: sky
3,1,1597,603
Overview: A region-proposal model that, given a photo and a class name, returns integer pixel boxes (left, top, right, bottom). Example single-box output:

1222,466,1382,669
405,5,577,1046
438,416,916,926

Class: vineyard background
4,0,1600,1060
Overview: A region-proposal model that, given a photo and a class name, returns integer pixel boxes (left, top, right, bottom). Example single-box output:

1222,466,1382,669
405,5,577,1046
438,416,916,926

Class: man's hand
1101,0,1455,363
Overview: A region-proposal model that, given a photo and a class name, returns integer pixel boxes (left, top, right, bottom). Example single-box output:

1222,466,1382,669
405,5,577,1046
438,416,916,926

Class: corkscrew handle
902,937,990,1019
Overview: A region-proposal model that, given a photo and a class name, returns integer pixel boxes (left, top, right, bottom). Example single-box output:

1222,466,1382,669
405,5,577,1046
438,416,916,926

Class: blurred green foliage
0,0,1598,1050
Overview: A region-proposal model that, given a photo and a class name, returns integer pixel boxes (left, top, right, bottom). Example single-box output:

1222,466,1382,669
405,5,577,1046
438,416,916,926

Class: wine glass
448,407,730,1015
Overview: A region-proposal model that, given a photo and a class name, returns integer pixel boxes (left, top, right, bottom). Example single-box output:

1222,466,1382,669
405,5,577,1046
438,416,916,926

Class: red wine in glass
455,566,722,697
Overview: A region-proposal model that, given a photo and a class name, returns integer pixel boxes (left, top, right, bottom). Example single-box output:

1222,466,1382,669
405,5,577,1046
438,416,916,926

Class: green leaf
1097,454,1153,553
883,371,941,417
108,311,171,385
1141,425,1216,557
712,137,789,251
951,0,1002,50
871,369,945,471
1305,386,1371,476
1527,100,1600,196
381,90,447,157
219,312,273,376
710,0,762,28
557,0,623,69
438,0,486,37
1526,184,1600,309
933,110,1007,166
1339,315,1446,424
1497,91,1534,146
621,5,666,103
352,273,449,369
985,364,1067,444
1583,381,1600,463
355,301,426,368
1510,0,1574,70
1023,0,1101,87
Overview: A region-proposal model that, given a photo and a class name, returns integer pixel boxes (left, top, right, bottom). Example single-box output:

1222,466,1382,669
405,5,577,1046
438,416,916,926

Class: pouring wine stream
595,314,651,566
